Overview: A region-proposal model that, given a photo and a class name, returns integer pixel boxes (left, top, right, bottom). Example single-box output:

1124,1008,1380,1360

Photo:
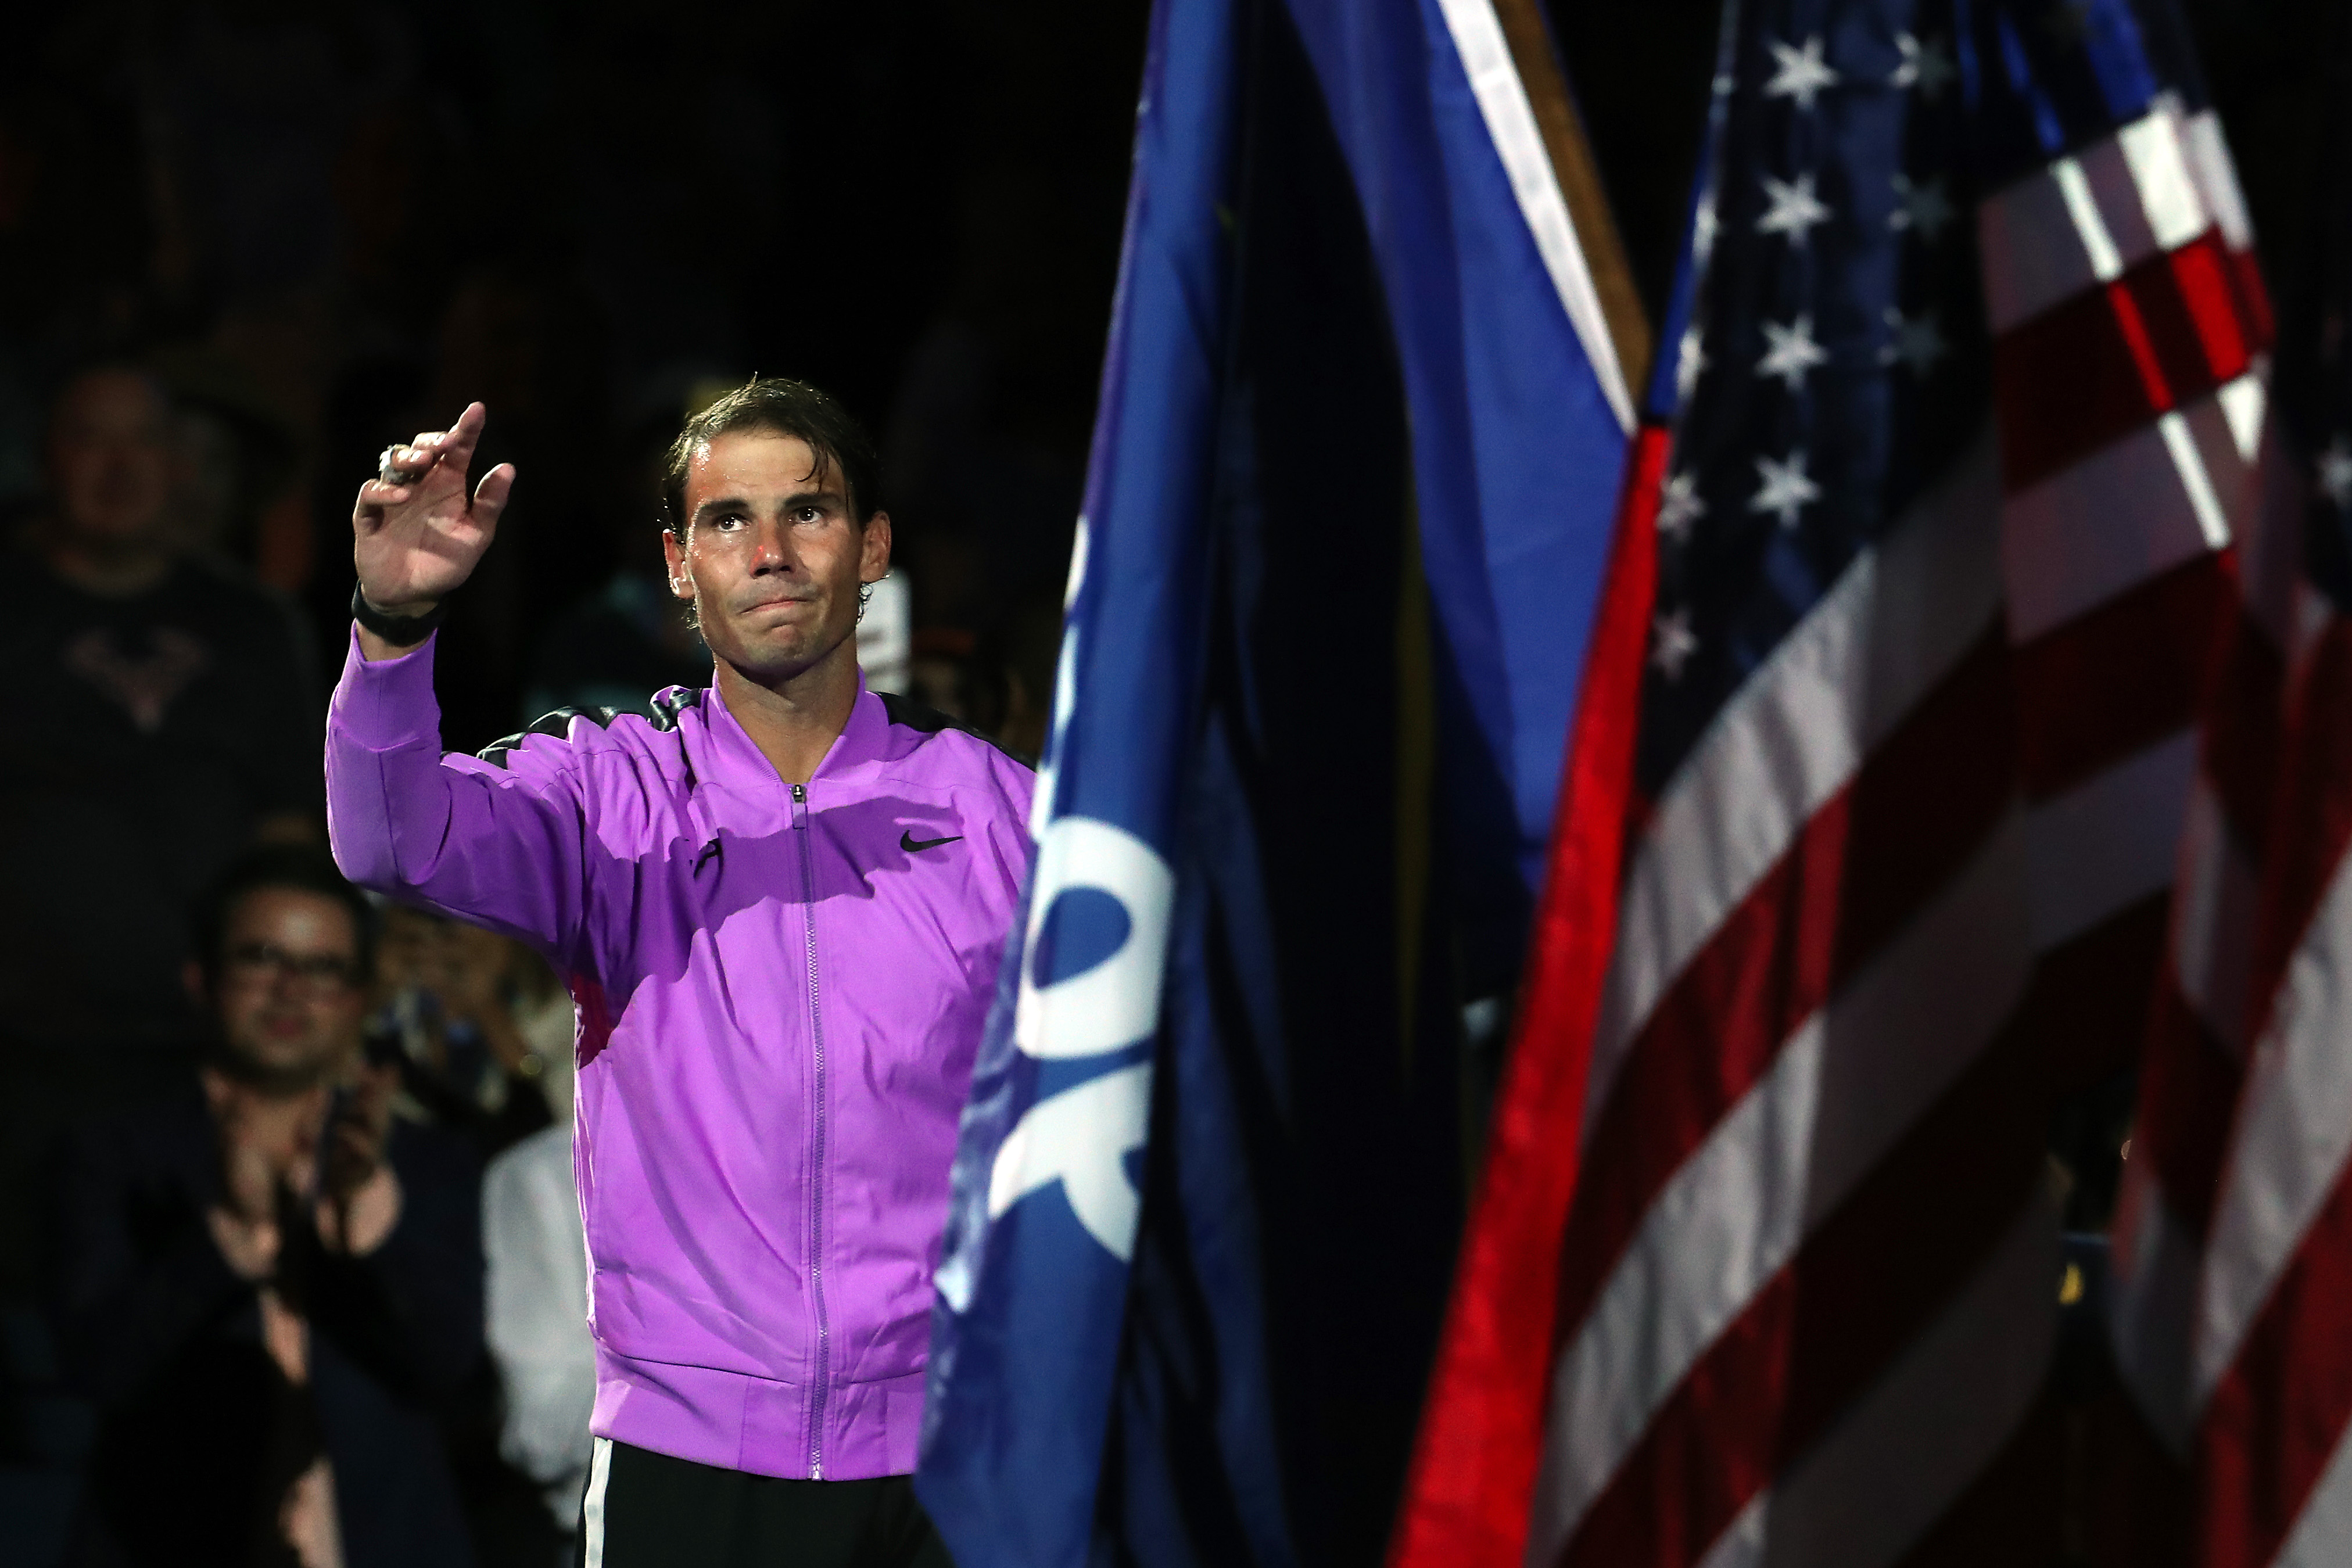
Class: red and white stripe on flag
1994,79,2276,1484
2106,120,2352,1568
1512,96,2269,1568
2182,476,2352,1568
1390,98,2274,1568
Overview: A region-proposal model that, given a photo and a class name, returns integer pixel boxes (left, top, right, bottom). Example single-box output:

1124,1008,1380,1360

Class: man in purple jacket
326,380,1032,1566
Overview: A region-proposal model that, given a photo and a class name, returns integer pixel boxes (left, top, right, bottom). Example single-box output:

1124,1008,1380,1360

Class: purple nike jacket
324,629,1032,1480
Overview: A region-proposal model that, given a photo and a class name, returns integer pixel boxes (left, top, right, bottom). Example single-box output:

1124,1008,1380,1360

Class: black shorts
580,1439,955,1568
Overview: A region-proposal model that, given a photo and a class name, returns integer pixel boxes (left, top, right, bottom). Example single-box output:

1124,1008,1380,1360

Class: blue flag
917,1,1635,1563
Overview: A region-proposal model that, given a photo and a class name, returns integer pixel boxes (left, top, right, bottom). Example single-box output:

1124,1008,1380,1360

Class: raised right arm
328,402,585,955
327,629,589,958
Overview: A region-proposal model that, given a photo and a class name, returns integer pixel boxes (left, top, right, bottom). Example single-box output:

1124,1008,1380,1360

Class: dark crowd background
0,0,2329,1565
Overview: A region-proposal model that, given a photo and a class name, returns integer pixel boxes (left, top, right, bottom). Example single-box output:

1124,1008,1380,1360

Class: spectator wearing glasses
0,363,325,1333
42,845,481,1568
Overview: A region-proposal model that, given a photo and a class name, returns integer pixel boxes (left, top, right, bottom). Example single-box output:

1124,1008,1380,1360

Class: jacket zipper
793,781,830,1480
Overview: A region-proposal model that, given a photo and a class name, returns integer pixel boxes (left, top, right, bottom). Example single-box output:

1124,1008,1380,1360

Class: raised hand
203,1073,315,1279
317,1063,402,1256
352,401,515,616
320,1063,395,1205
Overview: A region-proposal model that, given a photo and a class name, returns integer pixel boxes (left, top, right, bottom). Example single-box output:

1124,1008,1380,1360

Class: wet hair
190,843,377,987
659,376,884,537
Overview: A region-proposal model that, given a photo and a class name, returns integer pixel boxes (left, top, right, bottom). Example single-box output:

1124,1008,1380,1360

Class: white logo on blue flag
988,815,1173,1261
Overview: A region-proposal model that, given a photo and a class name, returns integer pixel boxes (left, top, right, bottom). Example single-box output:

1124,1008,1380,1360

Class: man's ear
661,527,695,601
182,959,210,1009
861,511,894,584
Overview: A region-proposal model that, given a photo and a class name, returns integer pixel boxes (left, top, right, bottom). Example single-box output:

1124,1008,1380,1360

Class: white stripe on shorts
583,1436,613,1568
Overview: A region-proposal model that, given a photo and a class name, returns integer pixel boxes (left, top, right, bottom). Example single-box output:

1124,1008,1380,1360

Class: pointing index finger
436,401,490,473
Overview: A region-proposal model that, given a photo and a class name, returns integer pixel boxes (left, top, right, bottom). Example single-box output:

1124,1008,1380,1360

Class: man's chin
716,626,847,683
215,1042,336,1093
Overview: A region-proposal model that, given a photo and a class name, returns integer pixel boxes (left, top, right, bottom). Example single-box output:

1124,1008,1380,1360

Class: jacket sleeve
326,628,589,961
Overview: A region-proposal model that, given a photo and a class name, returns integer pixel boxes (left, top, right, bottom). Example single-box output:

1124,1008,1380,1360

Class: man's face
205,888,367,1088
48,371,176,551
663,432,891,683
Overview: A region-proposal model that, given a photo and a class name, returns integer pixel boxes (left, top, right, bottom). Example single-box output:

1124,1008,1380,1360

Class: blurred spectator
901,591,1060,762
883,165,1096,636
482,1095,591,1548
0,364,326,1315
522,566,712,722
857,569,913,696
370,906,569,1165
968,589,1062,762
420,261,612,749
361,903,578,1566
0,364,322,1064
905,626,982,724
307,258,615,755
521,390,714,722
43,844,479,1567
0,81,157,525
149,343,306,581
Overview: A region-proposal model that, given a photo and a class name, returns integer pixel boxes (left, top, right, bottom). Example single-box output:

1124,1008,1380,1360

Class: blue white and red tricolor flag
2107,24,2352,1564
913,0,1638,1565
1392,1,2271,1565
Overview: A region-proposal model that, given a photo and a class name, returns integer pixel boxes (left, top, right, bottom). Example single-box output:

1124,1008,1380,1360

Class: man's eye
794,507,822,524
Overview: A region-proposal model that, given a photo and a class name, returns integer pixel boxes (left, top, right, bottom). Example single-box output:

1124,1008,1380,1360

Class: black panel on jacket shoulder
648,687,702,733
476,706,617,769
876,692,1034,769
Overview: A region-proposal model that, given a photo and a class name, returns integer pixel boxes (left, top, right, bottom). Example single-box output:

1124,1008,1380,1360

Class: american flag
2109,31,2352,1565
1390,1,2268,1565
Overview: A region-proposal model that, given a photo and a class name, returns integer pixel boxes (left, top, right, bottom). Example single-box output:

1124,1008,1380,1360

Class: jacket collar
701,666,885,788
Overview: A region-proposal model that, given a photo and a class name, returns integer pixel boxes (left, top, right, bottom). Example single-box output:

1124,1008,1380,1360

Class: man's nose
749,517,799,574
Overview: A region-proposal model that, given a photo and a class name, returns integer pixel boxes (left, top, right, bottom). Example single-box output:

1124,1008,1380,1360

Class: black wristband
351,584,446,648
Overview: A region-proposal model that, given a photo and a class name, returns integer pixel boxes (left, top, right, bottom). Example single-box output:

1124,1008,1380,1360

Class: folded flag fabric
914,1,1641,1566
2109,20,2352,1562
1391,1,2270,1565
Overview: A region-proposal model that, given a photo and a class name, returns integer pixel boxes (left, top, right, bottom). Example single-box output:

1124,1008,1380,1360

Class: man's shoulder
874,691,1036,778
472,686,705,774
